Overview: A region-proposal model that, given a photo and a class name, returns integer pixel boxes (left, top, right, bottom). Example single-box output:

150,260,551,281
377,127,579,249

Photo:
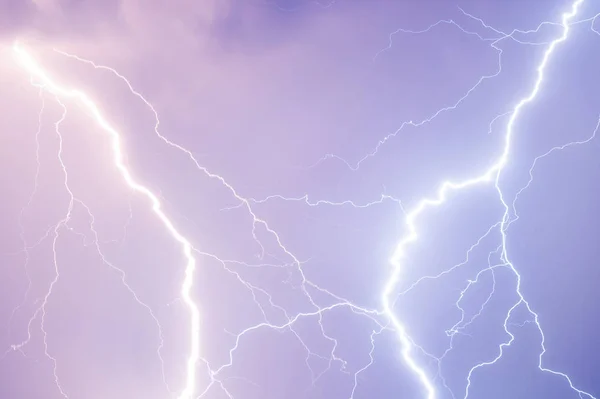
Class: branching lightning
4,0,600,398
11,44,201,399
9,34,386,399
267,0,599,397
379,1,595,398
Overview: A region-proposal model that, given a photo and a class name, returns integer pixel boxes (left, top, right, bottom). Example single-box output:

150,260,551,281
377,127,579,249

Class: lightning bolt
377,0,595,398
5,0,598,397
311,4,600,173
9,35,386,399
11,43,201,399
43,97,72,399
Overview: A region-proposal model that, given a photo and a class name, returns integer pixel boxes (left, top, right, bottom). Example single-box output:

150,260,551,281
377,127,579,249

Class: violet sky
1,0,600,398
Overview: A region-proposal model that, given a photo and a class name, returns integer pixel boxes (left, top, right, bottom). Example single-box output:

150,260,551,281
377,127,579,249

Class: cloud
0,0,317,56
208,0,314,54
0,0,351,134
0,0,120,43
0,0,37,37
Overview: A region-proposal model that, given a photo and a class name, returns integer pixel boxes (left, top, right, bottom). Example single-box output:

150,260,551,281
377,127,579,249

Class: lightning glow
380,1,592,398
4,0,599,397
9,37,384,399
11,43,202,399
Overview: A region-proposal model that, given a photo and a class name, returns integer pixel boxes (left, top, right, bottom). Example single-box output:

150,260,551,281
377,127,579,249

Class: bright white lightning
312,6,600,173
7,0,595,396
12,40,382,399
12,44,201,399
381,1,589,398
46,46,405,397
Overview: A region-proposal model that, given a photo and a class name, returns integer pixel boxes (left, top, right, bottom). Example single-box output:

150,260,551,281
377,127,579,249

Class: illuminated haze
1,0,600,398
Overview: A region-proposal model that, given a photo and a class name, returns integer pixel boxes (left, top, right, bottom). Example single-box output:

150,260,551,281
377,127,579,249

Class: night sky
1,1,600,398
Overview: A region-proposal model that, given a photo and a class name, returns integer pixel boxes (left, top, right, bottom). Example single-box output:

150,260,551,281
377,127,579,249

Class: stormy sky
1,1,600,398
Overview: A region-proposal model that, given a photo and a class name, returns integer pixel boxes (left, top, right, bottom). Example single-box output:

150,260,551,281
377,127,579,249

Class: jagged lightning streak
312,6,600,173
11,43,201,399
13,39,379,399
45,45,395,396
7,0,594,396
381,1,586,398
42,97,71,399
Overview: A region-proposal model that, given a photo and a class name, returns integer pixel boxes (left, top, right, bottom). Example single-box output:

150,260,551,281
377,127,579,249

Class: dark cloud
0,0,124,42
0,0,36,36
209,0,315,54
0,0,322,56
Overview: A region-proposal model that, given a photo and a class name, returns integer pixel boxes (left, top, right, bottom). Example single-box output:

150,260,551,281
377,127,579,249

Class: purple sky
1,0,600,398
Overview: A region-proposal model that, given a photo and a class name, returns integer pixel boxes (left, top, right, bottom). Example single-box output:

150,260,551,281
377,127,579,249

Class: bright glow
12,43,202,399
8,0,597,397
380,1,589,398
